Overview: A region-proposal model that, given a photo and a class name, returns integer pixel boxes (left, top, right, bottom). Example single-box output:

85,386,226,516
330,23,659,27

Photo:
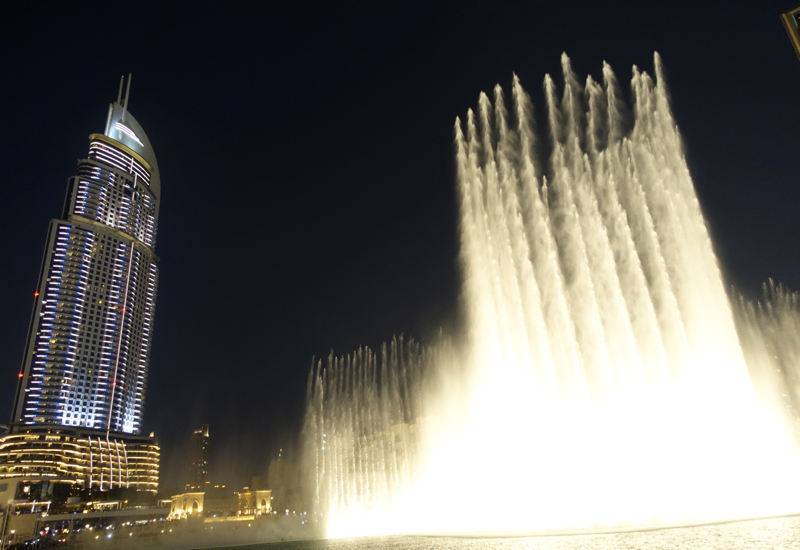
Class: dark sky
1,0,799,491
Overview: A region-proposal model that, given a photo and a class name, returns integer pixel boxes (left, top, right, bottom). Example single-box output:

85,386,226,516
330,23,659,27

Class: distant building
250,474,268,490
168,483,271,521
170,491,206,520
236,487,272,516
187,424,210,491
202,489,237,519
267,449,303,514
236,476,272,516
782,5,800,60
0,75,161,493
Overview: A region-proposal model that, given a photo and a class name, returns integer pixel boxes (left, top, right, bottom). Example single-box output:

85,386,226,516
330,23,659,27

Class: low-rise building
0,425,159,493
236,487,272,516
169,491,205,519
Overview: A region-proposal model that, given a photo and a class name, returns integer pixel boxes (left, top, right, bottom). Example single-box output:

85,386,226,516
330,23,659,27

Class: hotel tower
0,76,160,493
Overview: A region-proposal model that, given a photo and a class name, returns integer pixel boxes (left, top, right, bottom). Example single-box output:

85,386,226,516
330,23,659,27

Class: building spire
116,75,125,104
122,73,132,122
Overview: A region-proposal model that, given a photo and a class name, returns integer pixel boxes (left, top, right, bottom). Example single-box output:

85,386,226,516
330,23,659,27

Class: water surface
218,515,800,550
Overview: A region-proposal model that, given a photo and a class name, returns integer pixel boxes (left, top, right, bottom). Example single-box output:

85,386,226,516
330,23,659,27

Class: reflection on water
219,516,800,550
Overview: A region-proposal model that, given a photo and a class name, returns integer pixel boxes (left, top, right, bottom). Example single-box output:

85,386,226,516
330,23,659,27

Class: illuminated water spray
304,54,800,537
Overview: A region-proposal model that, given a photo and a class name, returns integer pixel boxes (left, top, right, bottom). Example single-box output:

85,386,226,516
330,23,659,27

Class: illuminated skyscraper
0,76,161,492
10,76,159,433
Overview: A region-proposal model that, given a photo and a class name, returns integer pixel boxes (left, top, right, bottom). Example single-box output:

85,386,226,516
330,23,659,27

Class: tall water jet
304,54,800,538
735,282,800,437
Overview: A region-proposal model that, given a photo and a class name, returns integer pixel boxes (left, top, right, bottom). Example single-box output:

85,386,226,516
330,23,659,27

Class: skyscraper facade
187,425,210,491
12,78,159,433
0,76,161,492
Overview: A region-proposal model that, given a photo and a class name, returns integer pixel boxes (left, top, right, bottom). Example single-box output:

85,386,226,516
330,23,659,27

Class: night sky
1,1,799,492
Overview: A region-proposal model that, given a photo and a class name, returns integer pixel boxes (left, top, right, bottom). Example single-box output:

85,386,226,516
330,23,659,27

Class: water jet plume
304,55,800,538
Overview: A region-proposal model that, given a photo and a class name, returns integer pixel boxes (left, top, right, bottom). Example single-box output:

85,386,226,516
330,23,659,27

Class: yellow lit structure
0,427,158,492
169,492,204,519
782,6,800,60
236,488,272,516
168,488,272,521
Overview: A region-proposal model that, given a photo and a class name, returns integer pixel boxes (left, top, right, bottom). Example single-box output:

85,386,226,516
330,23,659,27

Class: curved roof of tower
103,102,161,199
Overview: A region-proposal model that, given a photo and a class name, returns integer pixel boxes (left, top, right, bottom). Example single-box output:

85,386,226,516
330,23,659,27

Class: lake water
216,516,800,550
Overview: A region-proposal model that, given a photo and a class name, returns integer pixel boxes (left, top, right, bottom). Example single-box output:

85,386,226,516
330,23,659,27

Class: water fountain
304,54,800,538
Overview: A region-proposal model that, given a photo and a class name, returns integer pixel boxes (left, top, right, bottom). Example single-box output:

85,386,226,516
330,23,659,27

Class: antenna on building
105,105,113,135
117,75,125,105
122,73,132,122
107,75,127,134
